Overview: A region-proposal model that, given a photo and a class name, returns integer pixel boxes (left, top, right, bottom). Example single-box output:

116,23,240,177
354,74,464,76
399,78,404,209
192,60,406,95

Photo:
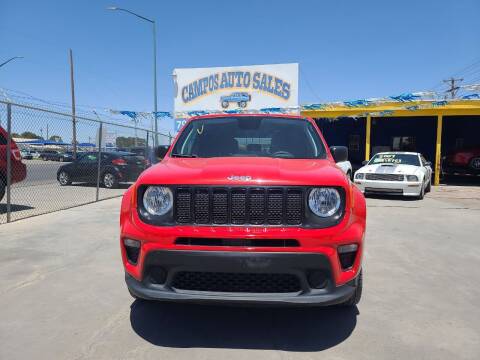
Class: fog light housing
123,238,140,264
308,270,328,289
148,267,167,285
338,244,358,270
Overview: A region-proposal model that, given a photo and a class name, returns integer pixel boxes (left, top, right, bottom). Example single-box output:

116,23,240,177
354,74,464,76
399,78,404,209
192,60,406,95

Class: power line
443,77,463,98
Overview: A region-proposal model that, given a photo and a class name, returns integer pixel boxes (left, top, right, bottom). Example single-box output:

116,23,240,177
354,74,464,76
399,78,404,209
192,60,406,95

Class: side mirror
330,146,348,163
425,161,432,167
362,160,369,166
155,145,170,159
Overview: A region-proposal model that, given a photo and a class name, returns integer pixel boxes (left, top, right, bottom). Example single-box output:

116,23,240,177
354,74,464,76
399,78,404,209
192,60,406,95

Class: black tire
417,184,425,200
469,157,480,171
103,172,118,189
340,270,363,307
239,101,247,108
58,171,72,186
0,177,5,203
425,179,431,193
221,101,229,108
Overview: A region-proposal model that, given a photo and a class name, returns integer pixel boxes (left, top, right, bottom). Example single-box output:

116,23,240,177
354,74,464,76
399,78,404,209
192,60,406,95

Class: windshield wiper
171,153,198,158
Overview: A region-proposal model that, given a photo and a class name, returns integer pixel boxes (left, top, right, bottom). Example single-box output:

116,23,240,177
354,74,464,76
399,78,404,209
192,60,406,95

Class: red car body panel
120,114,366,305
444,147,480,174
0,126,27,184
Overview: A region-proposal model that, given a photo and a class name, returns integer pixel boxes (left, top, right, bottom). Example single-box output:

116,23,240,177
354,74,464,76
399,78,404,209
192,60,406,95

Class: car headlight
308,188,341,217
143,186,173,216
406,175,418,182
355,173,364,180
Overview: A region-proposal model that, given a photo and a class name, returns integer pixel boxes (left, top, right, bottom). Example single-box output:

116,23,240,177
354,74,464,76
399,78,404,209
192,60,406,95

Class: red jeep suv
0,126,27,202
120,114,366,306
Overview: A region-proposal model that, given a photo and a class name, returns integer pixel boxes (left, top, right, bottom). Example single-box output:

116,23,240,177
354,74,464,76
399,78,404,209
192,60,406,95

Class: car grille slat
173,186,304,226
194,189,210,224
175,189,192,223
365,173,404,181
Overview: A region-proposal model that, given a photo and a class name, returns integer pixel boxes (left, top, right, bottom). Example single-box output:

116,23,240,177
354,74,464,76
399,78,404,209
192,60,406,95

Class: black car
40,149,62,161
56,151,147,188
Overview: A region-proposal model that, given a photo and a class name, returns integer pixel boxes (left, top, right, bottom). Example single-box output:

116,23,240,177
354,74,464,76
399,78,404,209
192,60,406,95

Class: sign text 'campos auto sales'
173,63,299,115
182,71,291,103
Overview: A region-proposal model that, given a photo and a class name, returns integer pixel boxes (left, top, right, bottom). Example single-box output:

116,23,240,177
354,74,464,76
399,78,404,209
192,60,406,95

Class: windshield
369,153,420,166
171,117,326,159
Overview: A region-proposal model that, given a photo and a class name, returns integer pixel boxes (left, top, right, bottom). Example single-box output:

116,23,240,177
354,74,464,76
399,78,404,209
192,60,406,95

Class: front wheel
221,101,229,108
425,179,431,193
103,172,118,189
339,270,362,307
58,171,72,186
417,184,425,200
470,157,480,171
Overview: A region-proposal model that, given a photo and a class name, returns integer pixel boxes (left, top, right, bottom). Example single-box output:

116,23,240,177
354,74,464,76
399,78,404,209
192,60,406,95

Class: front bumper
354,179,422,196
126,250,358,306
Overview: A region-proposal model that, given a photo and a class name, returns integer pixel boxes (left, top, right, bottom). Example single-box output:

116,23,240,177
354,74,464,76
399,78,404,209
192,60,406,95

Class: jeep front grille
173,187,304,226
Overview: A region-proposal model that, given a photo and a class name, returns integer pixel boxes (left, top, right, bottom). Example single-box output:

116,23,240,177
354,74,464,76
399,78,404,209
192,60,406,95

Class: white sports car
337,160,353,179
354,152,432,199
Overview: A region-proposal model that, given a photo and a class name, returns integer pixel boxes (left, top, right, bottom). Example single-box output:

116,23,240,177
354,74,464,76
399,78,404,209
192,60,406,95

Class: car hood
137,157,347,187
357,163,421,175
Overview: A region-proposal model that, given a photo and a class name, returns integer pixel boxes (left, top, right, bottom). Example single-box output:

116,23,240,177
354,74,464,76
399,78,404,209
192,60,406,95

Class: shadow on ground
0,203,35,214
130,301,358,351
441,175,480,186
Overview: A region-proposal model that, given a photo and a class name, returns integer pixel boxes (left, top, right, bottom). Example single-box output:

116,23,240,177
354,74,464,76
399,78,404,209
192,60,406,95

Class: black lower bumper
125,250,358,306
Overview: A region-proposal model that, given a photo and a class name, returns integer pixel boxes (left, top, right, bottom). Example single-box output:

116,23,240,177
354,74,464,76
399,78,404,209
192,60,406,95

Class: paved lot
0,186,479,359
1,160,129,223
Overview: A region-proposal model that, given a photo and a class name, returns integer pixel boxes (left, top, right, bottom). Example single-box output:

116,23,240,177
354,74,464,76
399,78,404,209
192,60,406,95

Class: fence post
6,103,12,222
96,122,103,201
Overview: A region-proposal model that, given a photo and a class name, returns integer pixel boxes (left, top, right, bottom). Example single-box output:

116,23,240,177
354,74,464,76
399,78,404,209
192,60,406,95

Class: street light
0,56,24,68
107,6,159,147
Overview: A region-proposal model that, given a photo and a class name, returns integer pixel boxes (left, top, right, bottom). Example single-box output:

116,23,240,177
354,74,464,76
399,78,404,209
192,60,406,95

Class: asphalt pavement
0,186,479,359
1,159,127,223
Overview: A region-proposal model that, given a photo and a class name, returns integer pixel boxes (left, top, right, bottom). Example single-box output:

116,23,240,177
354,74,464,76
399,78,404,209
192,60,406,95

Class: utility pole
69,49,77,159
443,77,463,99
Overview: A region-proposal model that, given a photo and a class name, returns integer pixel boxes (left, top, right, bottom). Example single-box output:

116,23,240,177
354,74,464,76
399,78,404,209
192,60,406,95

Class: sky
1,0,480,135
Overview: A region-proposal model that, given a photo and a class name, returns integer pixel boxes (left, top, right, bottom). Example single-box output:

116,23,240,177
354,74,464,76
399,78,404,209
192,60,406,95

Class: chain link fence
0,101,170,224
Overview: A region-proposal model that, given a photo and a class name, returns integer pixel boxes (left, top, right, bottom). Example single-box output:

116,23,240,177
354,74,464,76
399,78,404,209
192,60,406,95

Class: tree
20,131,42,139
49,135,63,143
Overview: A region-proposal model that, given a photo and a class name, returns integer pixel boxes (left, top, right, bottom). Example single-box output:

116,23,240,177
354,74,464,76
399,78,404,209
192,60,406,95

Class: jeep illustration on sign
220,92,251,108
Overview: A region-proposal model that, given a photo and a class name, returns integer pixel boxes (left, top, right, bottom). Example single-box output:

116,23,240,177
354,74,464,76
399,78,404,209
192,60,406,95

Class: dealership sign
173,63,299,117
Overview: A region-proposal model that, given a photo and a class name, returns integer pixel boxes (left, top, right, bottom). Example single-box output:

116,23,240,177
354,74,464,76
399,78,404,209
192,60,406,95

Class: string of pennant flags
109,91,480,121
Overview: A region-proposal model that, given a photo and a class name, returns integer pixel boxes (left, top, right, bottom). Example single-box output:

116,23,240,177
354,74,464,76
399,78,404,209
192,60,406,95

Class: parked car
59,151,74,162
442,146,480,176
20,150,33,160
40,149,63,161
354,152,432,199
57,151,147,189
0,126,27,202
336,158,353,179
120,114,366,307
117,147,156,166
220,92,251,108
